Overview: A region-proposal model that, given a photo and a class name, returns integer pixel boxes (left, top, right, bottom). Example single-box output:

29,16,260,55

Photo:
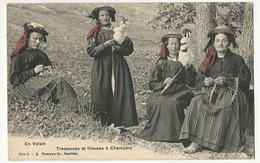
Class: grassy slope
7,3,254,159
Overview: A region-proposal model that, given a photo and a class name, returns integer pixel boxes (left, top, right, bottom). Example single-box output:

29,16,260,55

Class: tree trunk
196,3,217,65
239,2,254,84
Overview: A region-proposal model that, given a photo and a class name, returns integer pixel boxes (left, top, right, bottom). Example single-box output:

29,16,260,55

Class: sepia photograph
1,0,259,162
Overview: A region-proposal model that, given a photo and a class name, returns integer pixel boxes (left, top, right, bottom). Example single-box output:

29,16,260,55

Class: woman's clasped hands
204,76,227,86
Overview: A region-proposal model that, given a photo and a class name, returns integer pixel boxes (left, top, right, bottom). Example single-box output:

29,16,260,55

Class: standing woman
179,26,251,153
86,6,138,127
9,22,78,109
140,33,197,142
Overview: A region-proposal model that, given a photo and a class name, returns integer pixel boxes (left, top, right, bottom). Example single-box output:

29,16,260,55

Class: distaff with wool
86,6,138,127
140,32,197,142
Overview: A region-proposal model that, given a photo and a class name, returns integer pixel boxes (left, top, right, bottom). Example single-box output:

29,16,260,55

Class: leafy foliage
216,2,246,34
149,2,246,32
148,3,196,30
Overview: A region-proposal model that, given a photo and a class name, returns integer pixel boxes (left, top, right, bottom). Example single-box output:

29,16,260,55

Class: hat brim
207,27,237,38
23,22,49,36
161,33,182,42
92,6,116,16
26,28,49,36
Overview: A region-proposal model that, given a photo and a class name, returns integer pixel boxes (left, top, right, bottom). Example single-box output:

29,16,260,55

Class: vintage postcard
1,0,258,162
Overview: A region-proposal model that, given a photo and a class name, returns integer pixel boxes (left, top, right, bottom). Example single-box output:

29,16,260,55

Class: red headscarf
86,22,101,39
159,42,168,58
200,45,216,72
9,32,28,59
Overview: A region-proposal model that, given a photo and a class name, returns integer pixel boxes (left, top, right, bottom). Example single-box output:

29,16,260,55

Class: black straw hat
89,6,116,22
92,6,116,15
207,26,237,38
23,22,49,36
161,33,182,42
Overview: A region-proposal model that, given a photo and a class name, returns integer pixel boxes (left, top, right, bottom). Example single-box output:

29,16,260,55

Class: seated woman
179,26,251,153
9,22,78,109
139,33,197,142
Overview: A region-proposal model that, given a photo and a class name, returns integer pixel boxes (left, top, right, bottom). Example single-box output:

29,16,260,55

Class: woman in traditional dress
139,33,197,142
86,6,138,127
9,22,78,109
179,26,251,153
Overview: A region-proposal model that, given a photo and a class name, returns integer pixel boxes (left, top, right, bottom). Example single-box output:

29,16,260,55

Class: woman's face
213,33,230,53
27,32,43,49
167,37,180,56
98,10,111,25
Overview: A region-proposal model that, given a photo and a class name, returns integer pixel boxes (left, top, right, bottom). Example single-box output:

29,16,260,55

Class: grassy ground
7,3,255,159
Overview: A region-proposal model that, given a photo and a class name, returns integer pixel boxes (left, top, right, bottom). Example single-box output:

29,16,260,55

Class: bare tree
196,3,217,61
239,2,254,84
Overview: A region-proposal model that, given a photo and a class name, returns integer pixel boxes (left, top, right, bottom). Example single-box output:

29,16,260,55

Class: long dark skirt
12,75,78,108
140,89,194,141
179,86,249,152
91,53,138,127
